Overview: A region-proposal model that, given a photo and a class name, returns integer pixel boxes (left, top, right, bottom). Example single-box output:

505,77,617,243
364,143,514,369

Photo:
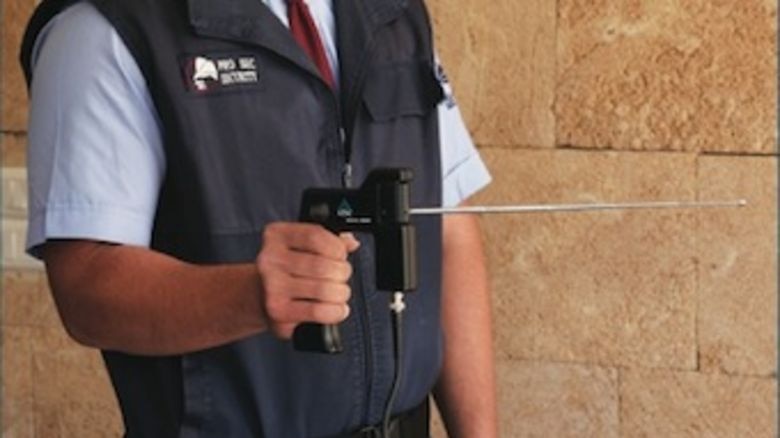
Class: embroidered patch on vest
181,53,262,94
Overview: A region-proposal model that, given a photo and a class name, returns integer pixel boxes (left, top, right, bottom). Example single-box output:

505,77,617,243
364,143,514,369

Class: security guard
21,0,498,436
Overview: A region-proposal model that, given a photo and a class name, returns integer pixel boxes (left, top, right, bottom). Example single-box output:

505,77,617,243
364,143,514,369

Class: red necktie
287,0,336,88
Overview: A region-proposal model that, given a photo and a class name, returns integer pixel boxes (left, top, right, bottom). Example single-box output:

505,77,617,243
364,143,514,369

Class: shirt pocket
362,60,444,122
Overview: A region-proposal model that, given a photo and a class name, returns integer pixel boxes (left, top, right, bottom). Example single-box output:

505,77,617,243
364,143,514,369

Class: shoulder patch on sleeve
434,62,457,109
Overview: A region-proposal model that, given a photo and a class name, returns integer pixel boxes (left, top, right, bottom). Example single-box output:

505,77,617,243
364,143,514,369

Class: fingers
260,248,353,282
267,276,351,304
272,323,298,339
257,222,361,339
339,232,360,252
266,300,350,331
264,223,359,260
271,301,349,339
263,284,351,339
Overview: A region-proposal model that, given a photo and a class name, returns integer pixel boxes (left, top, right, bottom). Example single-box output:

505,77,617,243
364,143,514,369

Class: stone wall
2,0,777,436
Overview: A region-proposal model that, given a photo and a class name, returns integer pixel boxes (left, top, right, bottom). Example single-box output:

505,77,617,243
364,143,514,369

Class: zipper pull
339,128,353,188
339,127,347,145
342,162,353,189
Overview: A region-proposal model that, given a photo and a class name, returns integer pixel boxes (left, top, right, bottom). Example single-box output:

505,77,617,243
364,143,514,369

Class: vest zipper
336,121,374,427
329,90,372,427
340,40,376,174
336,34,381,426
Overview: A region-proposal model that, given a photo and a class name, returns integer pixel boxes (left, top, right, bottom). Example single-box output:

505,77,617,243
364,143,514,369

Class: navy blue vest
22,0,444,436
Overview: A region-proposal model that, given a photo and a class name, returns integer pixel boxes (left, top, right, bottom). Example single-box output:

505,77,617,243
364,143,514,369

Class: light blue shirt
26,1,491,254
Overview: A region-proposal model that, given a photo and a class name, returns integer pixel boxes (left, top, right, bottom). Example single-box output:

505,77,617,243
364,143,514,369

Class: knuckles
341,262,353,281
271,323,295,340
333,284,351,303
263,294,287,321
262,222,283,243
255,251,274,273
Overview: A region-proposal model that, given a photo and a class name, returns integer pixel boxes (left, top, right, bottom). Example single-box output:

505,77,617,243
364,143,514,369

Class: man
21,0,497,436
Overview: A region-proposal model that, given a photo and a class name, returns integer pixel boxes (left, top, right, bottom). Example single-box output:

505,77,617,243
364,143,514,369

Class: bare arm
42,223,358,356
433,213,498,437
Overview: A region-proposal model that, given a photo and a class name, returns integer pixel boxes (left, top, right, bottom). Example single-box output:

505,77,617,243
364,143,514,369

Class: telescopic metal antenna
410,199,747,216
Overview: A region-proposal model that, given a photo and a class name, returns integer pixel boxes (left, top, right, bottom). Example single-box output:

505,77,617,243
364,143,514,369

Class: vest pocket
362,61,444,122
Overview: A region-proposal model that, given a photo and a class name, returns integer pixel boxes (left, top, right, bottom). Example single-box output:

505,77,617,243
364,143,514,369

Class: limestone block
557,0,777,153
3,270,60,328
620,369,777,437
2,167,28,218
31,328,123,437
431,360,618,437
497,360,618,437
1,0,35,132
426,0,556,148
474,148,698,369
1,133,27,167
3,278,122,436
697,156,777,376
2,327,35,438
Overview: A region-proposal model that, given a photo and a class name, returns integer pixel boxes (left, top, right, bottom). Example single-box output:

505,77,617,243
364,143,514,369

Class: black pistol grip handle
292,322,343,354
294,188,354,354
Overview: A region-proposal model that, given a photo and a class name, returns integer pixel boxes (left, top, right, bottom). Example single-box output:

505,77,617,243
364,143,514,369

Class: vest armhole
87,0,158,98
19,0,80,88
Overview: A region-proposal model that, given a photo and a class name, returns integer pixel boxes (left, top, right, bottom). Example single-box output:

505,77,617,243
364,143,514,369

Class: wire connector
389,292,406,314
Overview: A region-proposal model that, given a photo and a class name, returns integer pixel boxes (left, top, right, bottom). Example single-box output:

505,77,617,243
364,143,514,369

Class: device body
293,168,418,353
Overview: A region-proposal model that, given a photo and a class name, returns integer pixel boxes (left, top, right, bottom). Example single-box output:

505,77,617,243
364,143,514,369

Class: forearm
434,214,498,438
43,241,266,356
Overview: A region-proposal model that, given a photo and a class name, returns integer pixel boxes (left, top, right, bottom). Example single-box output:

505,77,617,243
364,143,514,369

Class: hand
256,222,360,339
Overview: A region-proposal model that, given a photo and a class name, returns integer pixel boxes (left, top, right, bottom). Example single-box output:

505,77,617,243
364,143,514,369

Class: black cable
382,292,405,438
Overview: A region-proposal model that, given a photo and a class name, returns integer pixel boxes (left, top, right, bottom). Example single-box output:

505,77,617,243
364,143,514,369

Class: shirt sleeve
434,60,492,207
26,1,165,257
